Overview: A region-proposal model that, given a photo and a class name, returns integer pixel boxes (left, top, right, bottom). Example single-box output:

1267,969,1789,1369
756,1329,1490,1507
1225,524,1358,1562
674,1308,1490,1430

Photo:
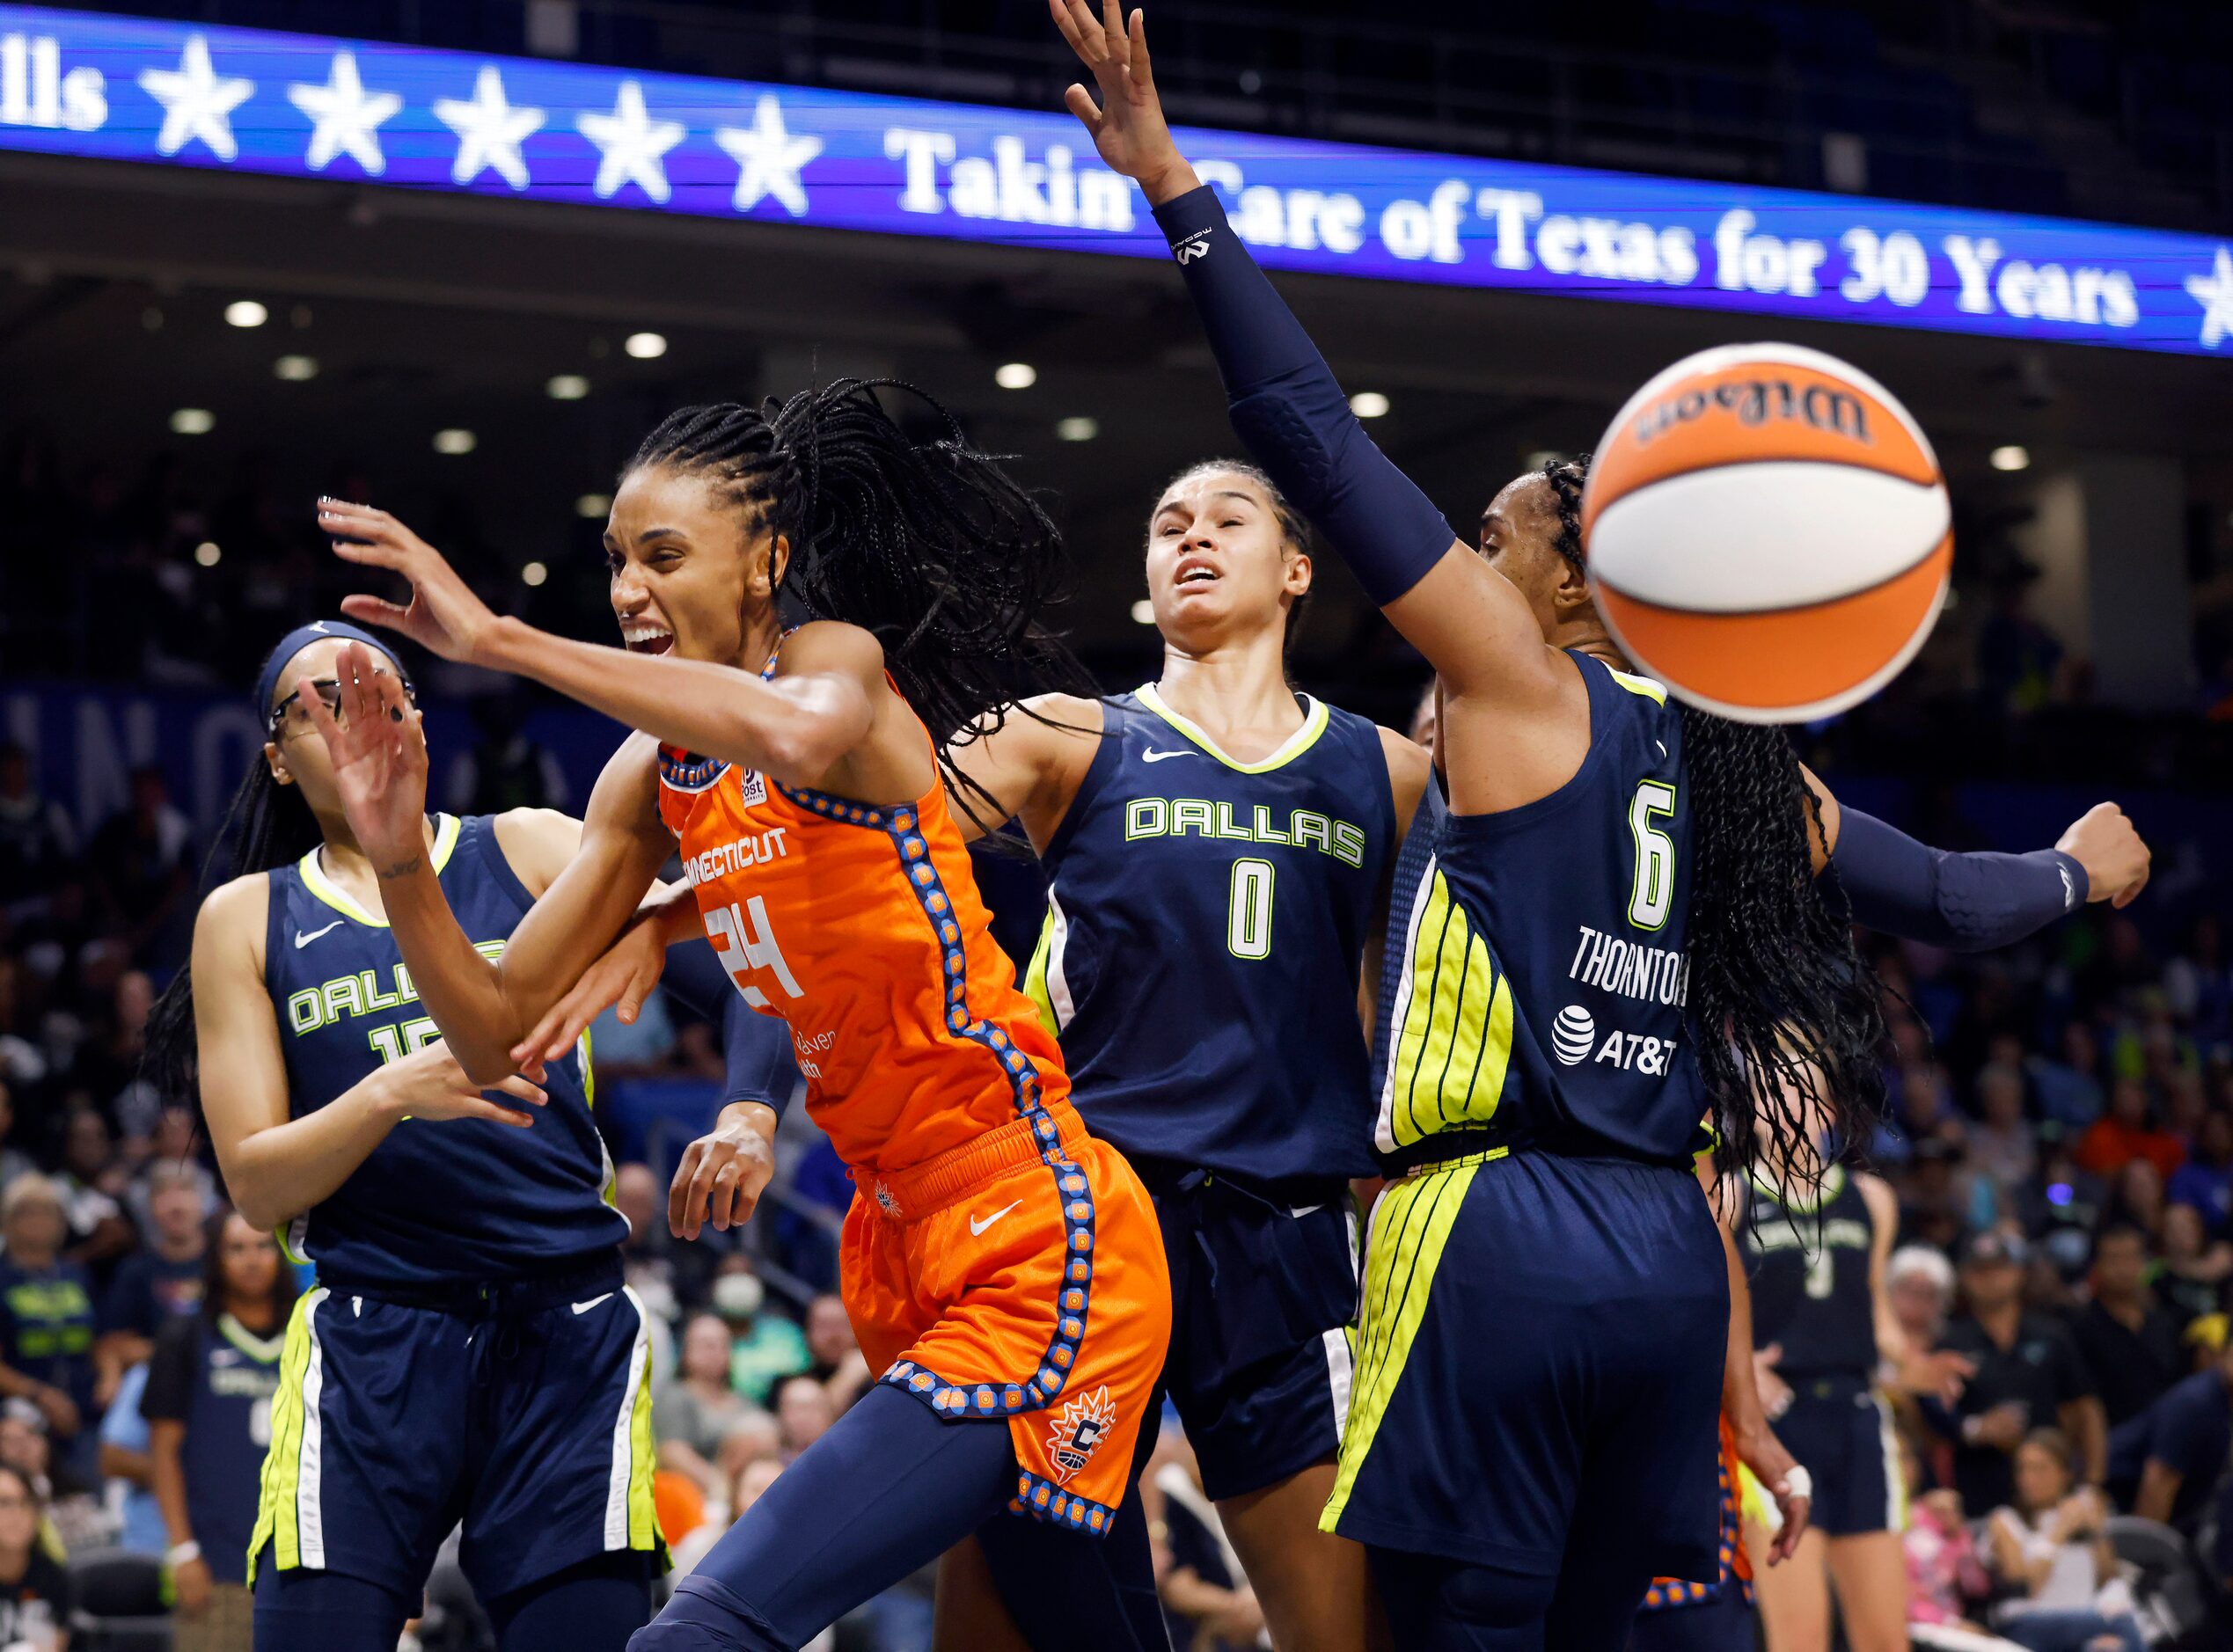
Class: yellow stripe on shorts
248,1286,326,1584
1321,1155,1494,1532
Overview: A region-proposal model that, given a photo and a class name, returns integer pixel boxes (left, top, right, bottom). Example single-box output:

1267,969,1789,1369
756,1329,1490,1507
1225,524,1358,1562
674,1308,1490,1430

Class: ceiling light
547,374,590,400
1129,599,1155,625
1989,444,2031,471
224,300,267,328
1056,416,1099,442
523,561,548,587
576,493,611,519
274,355,318,382
624,331,667,360
193,542,221,567
995,362,1036,390
433,428,477,455
1348,391,1390,419
169,407,214,435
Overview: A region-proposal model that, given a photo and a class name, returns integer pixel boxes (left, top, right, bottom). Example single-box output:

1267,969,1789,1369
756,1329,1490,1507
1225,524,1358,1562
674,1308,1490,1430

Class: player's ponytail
626,381,1095,823
143,754,323,1105
1541,456,1886,1186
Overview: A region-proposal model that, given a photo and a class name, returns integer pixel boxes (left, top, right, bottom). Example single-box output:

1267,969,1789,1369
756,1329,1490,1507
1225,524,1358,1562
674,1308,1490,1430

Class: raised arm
303,657,678,1085
190,874,549,1231
1049,1,1570,721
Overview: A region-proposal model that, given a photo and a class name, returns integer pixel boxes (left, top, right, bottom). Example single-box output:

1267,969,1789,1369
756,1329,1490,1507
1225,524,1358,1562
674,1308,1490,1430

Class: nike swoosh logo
1141,749,1196,763
294,920,344,949
969,1200,1023,1238
571,1293,614,1315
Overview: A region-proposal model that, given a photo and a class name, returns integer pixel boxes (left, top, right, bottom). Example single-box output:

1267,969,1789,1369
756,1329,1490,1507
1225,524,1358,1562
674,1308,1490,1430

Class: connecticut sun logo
1047,1386,1116,1483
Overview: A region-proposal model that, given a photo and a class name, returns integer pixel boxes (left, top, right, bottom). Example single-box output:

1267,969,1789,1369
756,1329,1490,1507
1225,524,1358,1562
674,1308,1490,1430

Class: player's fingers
491,1075,547,1107
297,674,347,754
685,1148,731,1241
1062,83,1103,130
1130,7,1157,94
668,1144,704,1236
1048,0,1087,56
339,595,413,632
464,1095,537,1128
708,1158,744,1231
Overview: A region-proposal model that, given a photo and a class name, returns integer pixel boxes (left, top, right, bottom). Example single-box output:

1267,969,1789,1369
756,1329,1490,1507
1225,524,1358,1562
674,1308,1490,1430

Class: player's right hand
299,641,429,877
669,1103,778,1241
511,913,672,1078
1050,0,1197,202
376,1041,546,1128
172,1553,213,1617
2056,801,2150,909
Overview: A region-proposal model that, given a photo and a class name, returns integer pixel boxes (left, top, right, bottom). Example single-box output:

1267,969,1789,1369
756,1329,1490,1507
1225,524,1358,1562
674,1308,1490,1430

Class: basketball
1580,343,1952,724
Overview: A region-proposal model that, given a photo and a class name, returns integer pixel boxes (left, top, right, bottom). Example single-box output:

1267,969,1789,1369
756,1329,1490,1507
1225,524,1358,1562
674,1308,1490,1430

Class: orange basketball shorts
840,1102,1171,1536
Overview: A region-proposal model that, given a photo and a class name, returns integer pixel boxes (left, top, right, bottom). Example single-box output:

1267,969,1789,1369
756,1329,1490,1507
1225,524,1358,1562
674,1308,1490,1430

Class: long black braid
1540,456,1887,1188
626,380,1095,822
143,753,324,1105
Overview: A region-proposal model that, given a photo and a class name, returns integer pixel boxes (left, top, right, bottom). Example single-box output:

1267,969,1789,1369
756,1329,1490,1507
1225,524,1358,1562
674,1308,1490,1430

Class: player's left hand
669,1101,778,1241
318,498,501,666
1733,1419,1812,1564
2055,801,2150,910
1049,0,1196,203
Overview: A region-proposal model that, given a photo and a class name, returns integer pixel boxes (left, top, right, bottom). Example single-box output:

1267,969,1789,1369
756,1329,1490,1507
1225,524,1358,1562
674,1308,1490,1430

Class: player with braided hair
1052,6,2150,1646
302,377,1175,1652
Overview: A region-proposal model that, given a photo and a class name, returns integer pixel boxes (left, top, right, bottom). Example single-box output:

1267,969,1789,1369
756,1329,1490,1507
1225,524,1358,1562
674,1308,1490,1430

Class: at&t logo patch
1552,1005,1596,1066
1047,1385,1116,1483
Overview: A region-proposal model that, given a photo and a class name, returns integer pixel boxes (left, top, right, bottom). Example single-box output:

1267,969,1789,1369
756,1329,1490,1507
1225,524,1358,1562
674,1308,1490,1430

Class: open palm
299,641,431,872
1049,0,1195,201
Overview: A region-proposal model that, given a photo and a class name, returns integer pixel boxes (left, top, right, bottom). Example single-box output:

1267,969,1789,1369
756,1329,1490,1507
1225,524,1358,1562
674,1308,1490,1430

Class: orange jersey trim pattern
777,777,1115,1535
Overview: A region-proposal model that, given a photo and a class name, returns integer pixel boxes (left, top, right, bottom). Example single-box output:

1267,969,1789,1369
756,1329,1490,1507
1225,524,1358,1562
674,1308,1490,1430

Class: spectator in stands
1888,1245,1956,1355
653,1313,762,1500
1900,1432,1997,1645
1986,1429,2144,1652
2029,1022,2106,1134
0,1461,70,1648
146,1212,293,1652
94,1162,207,1402
95,1357,165,1560
1972,1060,2039,1202
2156,1200,2231,1324
2017,1134,2110,1245
1900,1137,1976,1254
802,1292,870,1415
2164,916,2230,1053
52,1107,131,1291
0,1177,97,1473
1936,1231,2105,1512
2166,1110,2233,1237
2076,1078,2184,1182
711,1255,807,1407
0,745,74,925
86,764,194,969
123,1107,215,1236
2103,1160,2167,1247
2068,1223,2186,1428
771,1374,832,1461
2106,1336,2233,1533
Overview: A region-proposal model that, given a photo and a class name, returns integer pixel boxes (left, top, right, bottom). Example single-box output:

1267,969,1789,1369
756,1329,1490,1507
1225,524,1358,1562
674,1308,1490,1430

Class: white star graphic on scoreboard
577,79,685,203
714,94,823,216
288,52,402,175
136,35,253,161
434,66,545,189
2185,247,2233,348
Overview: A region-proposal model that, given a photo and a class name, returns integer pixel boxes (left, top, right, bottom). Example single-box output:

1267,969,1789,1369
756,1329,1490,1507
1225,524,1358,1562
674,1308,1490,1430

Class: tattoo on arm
377,855,424,881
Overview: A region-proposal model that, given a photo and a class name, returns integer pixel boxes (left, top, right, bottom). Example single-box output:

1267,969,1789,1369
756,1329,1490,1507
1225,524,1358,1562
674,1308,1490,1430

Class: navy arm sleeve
1829,808,2086,953
1151,186,1456,605
648,933,802,1116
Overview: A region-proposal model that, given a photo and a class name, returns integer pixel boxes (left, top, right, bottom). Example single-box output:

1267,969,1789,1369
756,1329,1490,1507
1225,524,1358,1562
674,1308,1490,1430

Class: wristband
167,1540,201,1567
1782,1466,1813,1503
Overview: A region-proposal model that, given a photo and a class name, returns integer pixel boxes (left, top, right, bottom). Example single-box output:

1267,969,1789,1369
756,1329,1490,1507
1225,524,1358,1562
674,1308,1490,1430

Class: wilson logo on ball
1552,1005,1597,1067
1581,341,1951,726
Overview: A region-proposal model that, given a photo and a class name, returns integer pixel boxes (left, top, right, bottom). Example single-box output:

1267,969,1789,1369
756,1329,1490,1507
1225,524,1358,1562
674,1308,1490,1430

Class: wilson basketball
1581,343,1952,724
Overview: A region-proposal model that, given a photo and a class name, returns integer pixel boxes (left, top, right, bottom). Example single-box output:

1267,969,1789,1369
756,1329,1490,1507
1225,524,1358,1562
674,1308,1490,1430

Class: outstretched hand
1048,0,1199,204
318,498,502,667
298,640,430,875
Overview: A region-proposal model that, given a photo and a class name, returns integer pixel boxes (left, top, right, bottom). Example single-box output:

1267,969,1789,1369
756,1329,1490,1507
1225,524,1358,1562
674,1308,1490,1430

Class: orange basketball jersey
656,727,1068,1175
655,706,1170,1531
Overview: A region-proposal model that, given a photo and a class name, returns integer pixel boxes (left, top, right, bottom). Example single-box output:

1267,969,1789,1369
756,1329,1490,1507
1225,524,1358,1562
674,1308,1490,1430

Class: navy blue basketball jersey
143,1312,284,1585
1742,1166,1878,1379
1379,653,1701,1165
263,815,626,1288
1024,685,1396,1183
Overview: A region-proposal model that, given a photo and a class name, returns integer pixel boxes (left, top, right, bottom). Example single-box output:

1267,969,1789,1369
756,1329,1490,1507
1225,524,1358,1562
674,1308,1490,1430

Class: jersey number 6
1627,781,1678,932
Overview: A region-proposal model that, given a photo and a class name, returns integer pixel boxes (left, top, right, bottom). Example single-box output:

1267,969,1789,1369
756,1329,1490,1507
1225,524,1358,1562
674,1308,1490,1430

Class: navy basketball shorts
1138,1161,1359,1503
1774,1376,1902,1538
1325,1150,1727,1581
248,1254,664,1600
